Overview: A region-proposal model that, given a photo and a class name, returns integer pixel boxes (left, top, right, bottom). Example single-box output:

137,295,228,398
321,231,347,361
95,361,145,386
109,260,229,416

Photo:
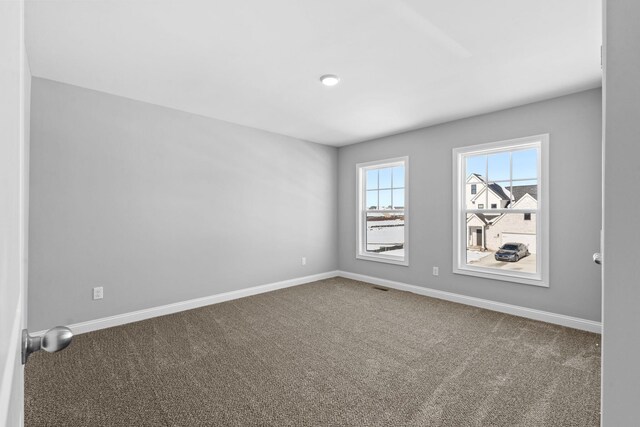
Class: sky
363,149,537,210
366,166,405,209
466,148,537,184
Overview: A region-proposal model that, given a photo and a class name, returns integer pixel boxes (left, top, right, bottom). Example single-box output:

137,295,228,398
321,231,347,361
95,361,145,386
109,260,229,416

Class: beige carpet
25,277,601,426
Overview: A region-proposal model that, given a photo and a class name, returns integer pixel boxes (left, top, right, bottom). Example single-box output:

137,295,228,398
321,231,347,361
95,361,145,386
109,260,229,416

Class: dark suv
494,242,530,262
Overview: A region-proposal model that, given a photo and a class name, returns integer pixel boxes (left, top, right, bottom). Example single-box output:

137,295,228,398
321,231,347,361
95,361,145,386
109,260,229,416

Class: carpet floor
25,277,601,426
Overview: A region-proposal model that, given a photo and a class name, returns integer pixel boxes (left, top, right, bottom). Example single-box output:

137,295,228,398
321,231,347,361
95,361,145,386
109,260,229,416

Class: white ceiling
25,0,602,146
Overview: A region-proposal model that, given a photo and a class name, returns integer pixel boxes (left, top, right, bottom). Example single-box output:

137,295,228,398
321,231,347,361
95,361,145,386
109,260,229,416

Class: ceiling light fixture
320,74,340,87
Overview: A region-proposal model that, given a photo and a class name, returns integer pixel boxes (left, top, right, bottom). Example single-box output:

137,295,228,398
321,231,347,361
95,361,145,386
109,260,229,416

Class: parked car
494,242,530,262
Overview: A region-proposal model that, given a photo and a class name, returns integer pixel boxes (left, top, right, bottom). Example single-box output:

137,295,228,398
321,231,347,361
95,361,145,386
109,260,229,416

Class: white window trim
356,157,409,266
452,134,550,287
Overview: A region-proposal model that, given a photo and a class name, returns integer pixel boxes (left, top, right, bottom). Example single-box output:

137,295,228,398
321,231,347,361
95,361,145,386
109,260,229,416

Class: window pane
366,170,378,190
512,148,538,180
379,189,392,209
392,189,404,209
359,158,408,265
487,151,510,181
466,183,486,209
465,213,536,274
392,166,405,188
366,190,378,210
487,181,510,209
366,212,405,256
466,155,486,178
506,180,538,209
379,167,392,189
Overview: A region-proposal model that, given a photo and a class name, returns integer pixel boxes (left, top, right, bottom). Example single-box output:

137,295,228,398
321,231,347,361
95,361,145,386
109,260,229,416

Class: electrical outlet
301,257,307,266
432,267,439,276
93,286,104,300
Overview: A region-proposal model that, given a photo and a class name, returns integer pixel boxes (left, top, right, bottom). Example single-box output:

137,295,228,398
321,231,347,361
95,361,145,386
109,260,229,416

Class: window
357,157,408,266
453,135,549,287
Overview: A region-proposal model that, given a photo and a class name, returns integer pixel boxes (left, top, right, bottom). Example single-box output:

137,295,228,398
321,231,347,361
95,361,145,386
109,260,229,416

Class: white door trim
0,296,24,426
0,0,27,424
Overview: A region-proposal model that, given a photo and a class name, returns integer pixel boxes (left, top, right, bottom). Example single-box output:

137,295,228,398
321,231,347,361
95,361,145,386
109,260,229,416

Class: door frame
0,0,28,425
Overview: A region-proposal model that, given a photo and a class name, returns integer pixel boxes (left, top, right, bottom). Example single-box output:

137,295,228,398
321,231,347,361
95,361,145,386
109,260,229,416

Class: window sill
453,265,548,288
357,253,409,266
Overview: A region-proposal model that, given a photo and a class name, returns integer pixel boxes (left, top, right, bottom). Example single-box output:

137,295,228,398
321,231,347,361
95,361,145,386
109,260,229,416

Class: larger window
453,135,549,287
357,157,408,266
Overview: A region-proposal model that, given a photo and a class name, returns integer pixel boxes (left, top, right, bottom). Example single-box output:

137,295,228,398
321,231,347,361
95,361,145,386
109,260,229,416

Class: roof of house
469,213,502,225
507,185,537,202
487,183,510,200
470,174,510,201
478,213,501,224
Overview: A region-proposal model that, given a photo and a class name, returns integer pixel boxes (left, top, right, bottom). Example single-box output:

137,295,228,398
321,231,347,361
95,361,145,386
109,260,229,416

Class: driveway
468,251,537,273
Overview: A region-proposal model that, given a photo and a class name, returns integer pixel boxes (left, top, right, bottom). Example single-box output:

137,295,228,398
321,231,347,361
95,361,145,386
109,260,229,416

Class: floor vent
372,286,389,292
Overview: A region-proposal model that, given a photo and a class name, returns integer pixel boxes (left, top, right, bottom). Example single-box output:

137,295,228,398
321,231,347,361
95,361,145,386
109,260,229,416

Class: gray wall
28,78,338,331
29,78,602,332
602,0,640,424
338,89,602,321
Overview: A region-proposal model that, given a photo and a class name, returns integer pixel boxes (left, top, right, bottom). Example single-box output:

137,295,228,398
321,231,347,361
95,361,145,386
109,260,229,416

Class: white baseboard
36,271,340,336
337,271,602,334
36,269,601,337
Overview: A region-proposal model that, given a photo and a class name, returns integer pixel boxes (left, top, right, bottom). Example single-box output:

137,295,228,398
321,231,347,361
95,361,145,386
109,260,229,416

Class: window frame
452,134,549,287
356,157,409,266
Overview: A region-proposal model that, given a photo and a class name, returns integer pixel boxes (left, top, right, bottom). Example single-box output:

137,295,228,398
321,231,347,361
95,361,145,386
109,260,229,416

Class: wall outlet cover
93,286,104,300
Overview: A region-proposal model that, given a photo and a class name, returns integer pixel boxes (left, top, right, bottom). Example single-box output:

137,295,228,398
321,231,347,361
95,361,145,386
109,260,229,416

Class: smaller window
357,157,408,266
471,184,477,194
491,203,497,209
524,213,531,221
478,204,485,209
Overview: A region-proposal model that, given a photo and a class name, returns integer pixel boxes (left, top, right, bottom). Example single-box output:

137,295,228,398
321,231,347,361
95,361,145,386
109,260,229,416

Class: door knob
593,252,602,265
22,326,73,365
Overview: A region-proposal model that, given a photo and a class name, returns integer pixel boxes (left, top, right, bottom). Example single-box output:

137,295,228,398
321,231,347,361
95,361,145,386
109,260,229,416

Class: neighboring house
466,175,537,253
466,173,511,210
485,192,537,253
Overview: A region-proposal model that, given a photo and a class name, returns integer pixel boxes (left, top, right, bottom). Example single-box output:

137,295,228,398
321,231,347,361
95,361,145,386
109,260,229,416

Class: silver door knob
593,252,602,265
22,326,73,365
